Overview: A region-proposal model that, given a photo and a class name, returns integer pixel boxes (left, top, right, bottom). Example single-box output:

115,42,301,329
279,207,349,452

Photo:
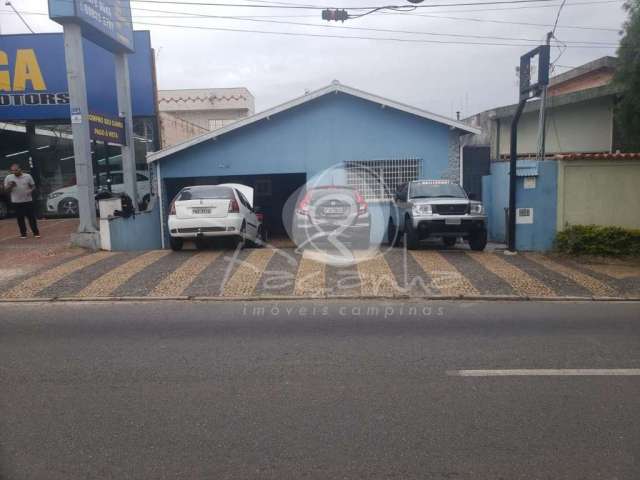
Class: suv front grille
433,204,469,215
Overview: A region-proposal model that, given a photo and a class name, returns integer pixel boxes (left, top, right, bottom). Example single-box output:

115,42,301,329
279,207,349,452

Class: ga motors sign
0,32,155,122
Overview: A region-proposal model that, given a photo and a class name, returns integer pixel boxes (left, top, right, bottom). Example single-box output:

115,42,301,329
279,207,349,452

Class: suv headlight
48,192,63,200
412,204,433,216
470,203,484,214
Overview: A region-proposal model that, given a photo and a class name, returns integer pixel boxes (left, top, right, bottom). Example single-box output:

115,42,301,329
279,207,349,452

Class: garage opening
164,173,307,240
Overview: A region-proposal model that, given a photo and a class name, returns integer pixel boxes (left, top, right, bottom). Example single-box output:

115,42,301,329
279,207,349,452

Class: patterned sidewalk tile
409,250,479,296
1,245,638,300
256,248,301,297
76,250,171,297
293,251,326,297
466,252,555,297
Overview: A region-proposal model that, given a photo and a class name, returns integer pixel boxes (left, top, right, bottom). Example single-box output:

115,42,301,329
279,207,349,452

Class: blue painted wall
482,160,558,251
107,205,162,251
158,92,452,180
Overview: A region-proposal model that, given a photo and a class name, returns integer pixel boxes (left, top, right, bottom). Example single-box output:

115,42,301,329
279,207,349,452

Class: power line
4,0,35,33
408,12,619,32
1,6,619,46
132,18,621,48
128,5,618,45
128,0,569,10
551,0,569,35
1,2,622,33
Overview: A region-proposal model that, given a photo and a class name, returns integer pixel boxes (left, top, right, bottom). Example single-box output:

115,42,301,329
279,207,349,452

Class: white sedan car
47,171,151,216
167,183,261,250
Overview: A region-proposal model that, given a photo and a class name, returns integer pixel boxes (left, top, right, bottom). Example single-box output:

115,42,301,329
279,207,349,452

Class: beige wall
557,159,640,230
498,97,614,157
159,112,208,149
169,109,248,131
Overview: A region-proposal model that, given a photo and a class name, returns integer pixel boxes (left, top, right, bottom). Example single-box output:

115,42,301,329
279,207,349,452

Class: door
462,146,490,200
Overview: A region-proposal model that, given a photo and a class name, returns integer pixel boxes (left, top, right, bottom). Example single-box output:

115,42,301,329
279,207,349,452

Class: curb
1,294,639,304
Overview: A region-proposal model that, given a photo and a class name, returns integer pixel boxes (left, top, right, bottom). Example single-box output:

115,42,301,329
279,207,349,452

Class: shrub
554,225,640,256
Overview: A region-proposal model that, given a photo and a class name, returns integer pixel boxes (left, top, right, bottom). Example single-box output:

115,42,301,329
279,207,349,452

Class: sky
0,0,628,118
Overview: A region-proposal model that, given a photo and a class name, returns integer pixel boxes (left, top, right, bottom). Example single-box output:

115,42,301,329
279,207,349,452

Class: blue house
134,81,479,249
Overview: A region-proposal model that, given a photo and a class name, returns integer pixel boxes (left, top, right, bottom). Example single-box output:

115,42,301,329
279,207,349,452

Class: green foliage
555,225,640,256
614,0,640,151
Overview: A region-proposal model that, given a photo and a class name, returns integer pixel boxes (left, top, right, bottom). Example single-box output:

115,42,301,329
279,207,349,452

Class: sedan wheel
58,198,79,217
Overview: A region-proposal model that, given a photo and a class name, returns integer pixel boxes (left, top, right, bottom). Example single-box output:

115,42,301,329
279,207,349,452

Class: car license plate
323,207,344,215
192,208,211,214
445,217,461,225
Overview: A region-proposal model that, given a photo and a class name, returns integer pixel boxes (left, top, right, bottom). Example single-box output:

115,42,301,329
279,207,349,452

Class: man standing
3,164,40,239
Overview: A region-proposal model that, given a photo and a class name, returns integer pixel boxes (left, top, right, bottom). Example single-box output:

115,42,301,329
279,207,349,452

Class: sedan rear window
178,186,234,201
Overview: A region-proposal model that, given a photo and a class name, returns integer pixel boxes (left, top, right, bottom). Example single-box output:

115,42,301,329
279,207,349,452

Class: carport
163,173,306,237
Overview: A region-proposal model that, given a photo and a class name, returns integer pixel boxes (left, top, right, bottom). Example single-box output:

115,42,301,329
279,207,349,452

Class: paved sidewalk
0,218,82,286
1,241,639,300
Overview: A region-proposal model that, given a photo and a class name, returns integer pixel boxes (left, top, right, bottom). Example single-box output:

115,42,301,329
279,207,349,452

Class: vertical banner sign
48,0,134,54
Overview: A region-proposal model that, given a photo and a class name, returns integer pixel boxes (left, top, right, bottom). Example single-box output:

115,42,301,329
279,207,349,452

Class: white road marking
448,369,640,376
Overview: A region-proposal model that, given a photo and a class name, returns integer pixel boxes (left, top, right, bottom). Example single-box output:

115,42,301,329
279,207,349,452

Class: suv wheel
404,217,420,250
387,219,400,247
468,229,487,251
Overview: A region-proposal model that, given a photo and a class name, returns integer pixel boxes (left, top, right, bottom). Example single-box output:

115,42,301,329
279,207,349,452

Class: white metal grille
344,158,421,201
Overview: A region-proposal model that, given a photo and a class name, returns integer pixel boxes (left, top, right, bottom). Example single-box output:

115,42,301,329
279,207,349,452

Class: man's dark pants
13,202,39,237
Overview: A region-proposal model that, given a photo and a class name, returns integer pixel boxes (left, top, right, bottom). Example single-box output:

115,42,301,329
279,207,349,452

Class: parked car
293,186,371,249
388,179,487,250
167,183,262,251
46,171,151,216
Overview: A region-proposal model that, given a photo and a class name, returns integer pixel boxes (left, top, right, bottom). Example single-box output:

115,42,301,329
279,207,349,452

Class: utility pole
535,32,554,161
115,53,139,209
507,44,550,253
63,22,99,248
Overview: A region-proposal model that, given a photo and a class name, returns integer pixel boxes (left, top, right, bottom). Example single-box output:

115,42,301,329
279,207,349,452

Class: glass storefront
0,117,157,217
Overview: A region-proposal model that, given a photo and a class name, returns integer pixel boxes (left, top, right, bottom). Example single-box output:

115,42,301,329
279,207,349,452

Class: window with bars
344,158,422,201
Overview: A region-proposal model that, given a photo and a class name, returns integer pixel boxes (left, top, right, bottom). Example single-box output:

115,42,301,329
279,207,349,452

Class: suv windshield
409,183,466,199
178,186,234,201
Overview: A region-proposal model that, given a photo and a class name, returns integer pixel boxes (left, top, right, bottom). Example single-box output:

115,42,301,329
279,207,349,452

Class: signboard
48,0,134,53
519,45,550,101
89,112,126,144
0,31,155,121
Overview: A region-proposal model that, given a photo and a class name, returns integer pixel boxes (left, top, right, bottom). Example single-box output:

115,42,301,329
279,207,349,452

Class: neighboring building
157,87,255,148
464,56,619,162
158,112,208,149
139,82,478,248
462,56,640,251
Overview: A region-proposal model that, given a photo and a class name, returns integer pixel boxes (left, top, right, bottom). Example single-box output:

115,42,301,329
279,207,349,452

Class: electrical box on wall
523,177,537,189
516,207,534,224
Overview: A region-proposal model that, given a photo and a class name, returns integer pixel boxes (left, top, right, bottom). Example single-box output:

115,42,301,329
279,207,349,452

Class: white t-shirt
3,173,35,203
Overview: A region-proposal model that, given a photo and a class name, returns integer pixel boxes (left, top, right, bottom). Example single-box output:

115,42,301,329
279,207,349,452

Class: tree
614,0,640,151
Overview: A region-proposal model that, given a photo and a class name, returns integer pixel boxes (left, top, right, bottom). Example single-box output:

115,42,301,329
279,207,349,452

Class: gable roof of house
148,81,480,163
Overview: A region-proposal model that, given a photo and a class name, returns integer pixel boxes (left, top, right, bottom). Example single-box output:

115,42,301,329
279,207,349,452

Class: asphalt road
1,300,640,480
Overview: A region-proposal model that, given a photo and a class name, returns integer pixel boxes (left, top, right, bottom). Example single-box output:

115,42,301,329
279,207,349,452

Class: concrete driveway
1,227,638,300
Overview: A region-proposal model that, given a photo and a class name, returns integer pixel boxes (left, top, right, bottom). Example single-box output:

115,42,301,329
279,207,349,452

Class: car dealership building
0,30,158,218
